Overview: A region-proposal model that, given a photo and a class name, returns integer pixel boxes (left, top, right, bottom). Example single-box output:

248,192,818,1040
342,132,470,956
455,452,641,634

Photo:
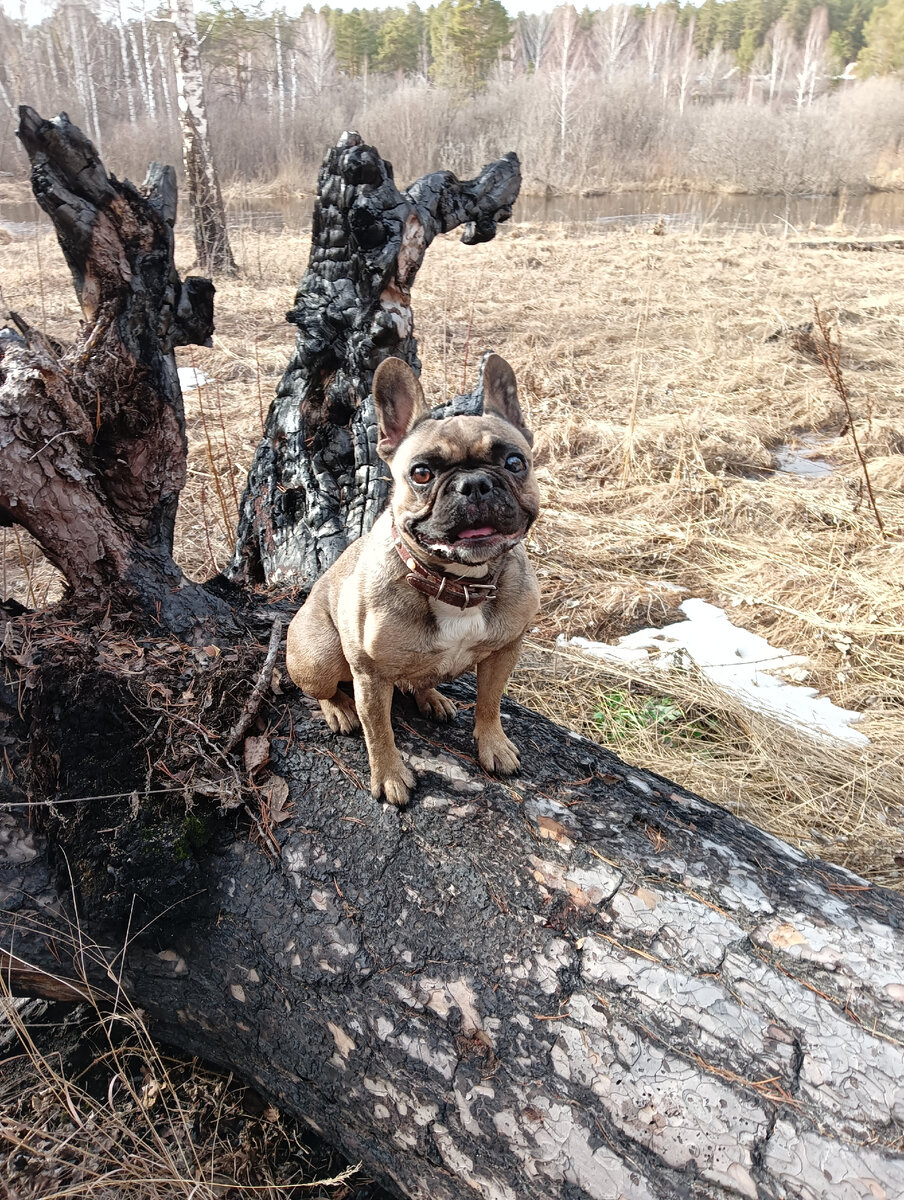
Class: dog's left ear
482,353,533,447
373,358,430,460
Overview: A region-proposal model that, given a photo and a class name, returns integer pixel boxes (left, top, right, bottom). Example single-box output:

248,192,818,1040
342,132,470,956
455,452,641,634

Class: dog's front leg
474,639,523,775
352,672,415,807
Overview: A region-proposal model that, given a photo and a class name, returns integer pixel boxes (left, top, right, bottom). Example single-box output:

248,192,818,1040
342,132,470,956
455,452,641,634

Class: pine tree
375,4,424,74
859,0,904,73
429,0,511,88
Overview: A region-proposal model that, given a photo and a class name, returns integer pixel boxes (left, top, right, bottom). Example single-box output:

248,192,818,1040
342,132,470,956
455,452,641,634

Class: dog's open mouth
406,520,527,560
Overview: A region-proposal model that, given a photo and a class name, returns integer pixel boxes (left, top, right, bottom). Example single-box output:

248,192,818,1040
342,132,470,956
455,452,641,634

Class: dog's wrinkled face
373,355,539,565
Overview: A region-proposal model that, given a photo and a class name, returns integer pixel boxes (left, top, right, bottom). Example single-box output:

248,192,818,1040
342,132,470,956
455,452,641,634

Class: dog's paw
477,730,521,776
415,688,458,722
320,692,360,735
371,760,416,807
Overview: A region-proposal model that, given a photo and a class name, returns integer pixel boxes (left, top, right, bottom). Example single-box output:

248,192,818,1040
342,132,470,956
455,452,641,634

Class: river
3,188,904,240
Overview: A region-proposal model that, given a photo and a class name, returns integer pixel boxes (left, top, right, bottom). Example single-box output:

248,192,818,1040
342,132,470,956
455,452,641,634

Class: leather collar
391,524,500,609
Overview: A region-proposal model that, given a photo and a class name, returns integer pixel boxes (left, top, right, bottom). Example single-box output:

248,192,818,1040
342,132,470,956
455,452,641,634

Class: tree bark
3,668,904,1200
1,107,232,638
227,131,521,590
170,0,237,277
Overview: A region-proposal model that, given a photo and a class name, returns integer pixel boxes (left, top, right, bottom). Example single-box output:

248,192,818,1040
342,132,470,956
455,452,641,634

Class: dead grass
2,217,904,891
1,964,364,1199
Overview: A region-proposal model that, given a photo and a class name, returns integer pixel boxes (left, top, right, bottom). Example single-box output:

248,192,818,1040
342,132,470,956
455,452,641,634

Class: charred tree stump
3,673,904,1200
0,107,232,638
227,132,521,589
3,112,904,1200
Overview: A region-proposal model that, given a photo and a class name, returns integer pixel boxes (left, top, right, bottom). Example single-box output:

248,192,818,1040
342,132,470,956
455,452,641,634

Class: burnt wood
1,107,231,638
3,671,904,1200
227,131,521,591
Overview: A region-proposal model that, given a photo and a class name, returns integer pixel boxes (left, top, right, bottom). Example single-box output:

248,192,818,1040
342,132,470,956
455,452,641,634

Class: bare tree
795,6,830,109
591,3,638,82
676,17,698,114
169,0,236,275
296,10,335,99
642,1,678,101
547,4,587,167
274,12,285,138
516,11,552,74
765,18,795,102
62,0,103,152
116,3,138,124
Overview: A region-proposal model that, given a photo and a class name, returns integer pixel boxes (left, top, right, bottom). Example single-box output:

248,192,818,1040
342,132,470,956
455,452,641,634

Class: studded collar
391,524,501,609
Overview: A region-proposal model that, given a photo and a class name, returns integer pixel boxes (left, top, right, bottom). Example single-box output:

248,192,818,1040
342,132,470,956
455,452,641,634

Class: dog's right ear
373,358,429,460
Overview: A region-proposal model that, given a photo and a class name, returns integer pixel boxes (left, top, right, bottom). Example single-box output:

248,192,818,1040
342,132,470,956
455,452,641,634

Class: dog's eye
410,464,433,485
504,454,526,474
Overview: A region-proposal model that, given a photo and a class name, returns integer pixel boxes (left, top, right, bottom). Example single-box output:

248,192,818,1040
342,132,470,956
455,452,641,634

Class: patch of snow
559,598,869,748
177,365,211,390
774,435,836,478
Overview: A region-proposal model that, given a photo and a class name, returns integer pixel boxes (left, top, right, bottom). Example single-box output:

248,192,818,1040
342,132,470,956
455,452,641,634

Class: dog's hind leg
414,688,458,722
286,602,360,734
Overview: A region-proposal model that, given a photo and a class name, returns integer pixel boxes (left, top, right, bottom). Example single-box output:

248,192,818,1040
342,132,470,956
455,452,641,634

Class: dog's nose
453,471,494,500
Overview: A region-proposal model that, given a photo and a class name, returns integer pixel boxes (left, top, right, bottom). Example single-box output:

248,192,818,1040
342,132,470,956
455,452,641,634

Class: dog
285,353,540,807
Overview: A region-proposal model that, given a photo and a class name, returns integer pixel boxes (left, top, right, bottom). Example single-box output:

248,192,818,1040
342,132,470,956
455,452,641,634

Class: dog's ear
482,354,533,447
373,358,429,460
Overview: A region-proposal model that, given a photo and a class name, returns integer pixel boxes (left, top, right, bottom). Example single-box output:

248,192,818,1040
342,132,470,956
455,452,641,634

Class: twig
224,619,282,751
812,300,885,538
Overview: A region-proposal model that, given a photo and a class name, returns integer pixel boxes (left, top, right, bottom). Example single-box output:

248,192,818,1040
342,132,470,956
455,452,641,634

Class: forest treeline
1,0,904,197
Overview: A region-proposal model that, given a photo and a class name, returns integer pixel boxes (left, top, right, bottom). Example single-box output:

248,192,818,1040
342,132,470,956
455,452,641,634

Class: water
773,434,840,479
513,189,904,231
224,187,904,235
5,188,904,240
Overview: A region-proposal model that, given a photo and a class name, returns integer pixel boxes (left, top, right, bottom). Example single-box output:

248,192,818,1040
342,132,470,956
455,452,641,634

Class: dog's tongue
457,526,495,540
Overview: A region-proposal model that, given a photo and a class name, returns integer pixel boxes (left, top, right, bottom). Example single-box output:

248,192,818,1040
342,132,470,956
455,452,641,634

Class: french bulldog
285,353,540,806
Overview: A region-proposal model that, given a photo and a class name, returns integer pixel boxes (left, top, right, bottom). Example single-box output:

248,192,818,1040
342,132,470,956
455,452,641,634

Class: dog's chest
429,600,487,651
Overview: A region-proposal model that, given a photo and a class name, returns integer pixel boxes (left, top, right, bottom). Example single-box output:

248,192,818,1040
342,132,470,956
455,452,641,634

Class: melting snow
559,598,869,747
177,366,211,390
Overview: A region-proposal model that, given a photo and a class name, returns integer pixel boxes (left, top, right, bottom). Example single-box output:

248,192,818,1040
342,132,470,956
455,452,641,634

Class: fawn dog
286,354,539,806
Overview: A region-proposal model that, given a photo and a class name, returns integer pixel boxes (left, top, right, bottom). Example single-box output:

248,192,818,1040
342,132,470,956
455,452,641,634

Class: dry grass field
4,215,903,885
3,212,904,1194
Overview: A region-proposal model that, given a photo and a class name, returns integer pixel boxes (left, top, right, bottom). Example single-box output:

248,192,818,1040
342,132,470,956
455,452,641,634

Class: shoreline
5,174,904,210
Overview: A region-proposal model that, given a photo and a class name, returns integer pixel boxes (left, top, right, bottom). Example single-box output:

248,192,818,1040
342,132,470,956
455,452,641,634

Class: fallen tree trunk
4,668,904,1200
3,114,904,1200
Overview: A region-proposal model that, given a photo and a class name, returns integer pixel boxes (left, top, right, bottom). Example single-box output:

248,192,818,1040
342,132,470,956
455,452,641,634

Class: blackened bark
1,108,232,638
227,132,521,590
3,669,904,1200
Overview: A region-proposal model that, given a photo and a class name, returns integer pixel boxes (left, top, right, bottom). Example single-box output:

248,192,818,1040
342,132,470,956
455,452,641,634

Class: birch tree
296,10,335,98
548,4,586,167
516,11,552,74
642,2,679,101
795,6,830,108
766,17,795,101
591,3,638,81
676,17,698,114
170,0,236,275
